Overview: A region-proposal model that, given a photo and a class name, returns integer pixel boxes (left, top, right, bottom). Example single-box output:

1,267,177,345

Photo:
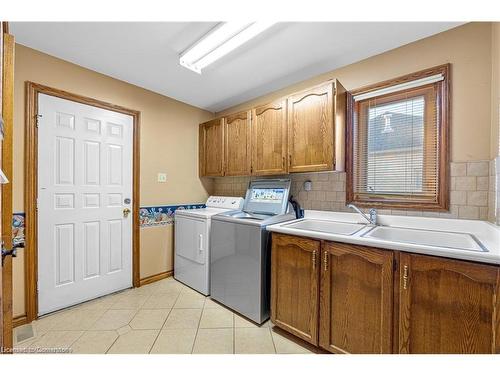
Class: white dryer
174,196,244,295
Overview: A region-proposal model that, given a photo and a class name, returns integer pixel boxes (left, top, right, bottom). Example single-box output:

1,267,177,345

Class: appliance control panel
206,196,244,210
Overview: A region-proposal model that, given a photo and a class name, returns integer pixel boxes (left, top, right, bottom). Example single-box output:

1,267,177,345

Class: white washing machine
174,196,244,295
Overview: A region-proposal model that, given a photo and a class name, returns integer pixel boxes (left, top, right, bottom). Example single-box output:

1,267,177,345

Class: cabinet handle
312,250,316,269
403,265,409,290
282,156,285,169
323,251,328,271
288,154,292,167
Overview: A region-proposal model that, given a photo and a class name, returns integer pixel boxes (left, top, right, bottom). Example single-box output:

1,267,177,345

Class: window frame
346,64,450,211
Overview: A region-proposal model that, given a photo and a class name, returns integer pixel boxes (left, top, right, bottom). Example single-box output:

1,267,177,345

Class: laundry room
0,2,499,373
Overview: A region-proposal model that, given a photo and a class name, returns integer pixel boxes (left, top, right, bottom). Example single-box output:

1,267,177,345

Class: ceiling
11,22,463,112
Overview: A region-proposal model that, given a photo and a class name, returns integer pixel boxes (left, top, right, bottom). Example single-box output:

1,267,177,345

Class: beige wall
217,22,493,163
139,226,174,279
12,44,213,317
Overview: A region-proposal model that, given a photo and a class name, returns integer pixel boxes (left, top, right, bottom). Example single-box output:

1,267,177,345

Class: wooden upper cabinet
224,110,251,176
287,82,334,173
251,100,287,175
199,118,224,177
398,253,500,354
320,242,394,354
271,233,320,345
198,79,347,177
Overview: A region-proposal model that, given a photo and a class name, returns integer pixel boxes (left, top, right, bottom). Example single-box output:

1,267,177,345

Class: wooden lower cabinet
271,233,320,345
398,253,500,354
270,233,500,354
319,242,394,354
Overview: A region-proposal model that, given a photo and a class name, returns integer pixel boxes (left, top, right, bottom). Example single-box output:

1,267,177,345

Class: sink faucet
347,204,378,225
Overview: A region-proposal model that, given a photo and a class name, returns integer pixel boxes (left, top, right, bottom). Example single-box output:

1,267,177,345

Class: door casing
24,82,141,322
1,23,15,351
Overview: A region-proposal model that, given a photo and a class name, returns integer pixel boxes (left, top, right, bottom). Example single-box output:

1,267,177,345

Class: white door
37,93,133,315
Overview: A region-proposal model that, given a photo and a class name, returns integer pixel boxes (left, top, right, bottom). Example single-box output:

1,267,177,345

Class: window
347,65,450,210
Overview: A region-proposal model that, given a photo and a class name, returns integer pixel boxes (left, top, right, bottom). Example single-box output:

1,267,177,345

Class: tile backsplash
211,159,497,223
490,157,500,225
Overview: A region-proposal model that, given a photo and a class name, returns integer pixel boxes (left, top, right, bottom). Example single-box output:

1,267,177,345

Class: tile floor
14,277,317,354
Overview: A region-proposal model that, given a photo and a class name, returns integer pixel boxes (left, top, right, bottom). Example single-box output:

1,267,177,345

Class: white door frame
24,82,141,322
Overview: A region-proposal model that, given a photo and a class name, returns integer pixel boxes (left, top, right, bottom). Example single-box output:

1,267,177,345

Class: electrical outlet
157,173,167,183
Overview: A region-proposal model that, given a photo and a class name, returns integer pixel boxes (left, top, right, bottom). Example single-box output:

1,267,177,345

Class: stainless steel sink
362,226,488,252
283,219,367,236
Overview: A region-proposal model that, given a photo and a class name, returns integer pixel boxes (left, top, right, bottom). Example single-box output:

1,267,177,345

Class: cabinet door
271,233,320,345
287,82,334,173
251,100,287,175
398,253,500,354
320,242,394,354
224,110,251,176
199,118,224,177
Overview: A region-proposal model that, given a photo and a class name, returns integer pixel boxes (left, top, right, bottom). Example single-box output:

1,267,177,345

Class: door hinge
35,114,43,127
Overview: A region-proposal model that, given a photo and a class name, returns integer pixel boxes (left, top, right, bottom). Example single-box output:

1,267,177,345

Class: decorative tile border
139,203,205,227
13,213,25,248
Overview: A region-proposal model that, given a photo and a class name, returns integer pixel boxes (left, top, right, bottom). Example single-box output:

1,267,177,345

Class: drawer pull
403,265,409,290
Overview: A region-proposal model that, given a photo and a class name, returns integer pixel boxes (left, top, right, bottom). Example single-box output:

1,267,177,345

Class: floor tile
271,329,314,354
152,279,186,294
90,309,137,330
204,298,225,309
163,309,202,329
116,325,132,336
29,330,84,352
31,313,63,336
15,277,319,355
127,284,156,296
235,328,276,354
192,328,233,354
150,329,197,354
107,329,159,354
110,294,149,309
173,291,205,309
234,314,262,328
70,331,118,354
142,292,179,309
72,293,122,310
129,309,170,330
199,308,233,328
14,337,39,351
49,308,106,331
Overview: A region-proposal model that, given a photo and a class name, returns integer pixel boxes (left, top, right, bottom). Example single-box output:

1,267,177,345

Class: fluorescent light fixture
180,22,275,74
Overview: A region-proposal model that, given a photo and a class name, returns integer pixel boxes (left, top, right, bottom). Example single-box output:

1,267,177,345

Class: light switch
157,173,167,183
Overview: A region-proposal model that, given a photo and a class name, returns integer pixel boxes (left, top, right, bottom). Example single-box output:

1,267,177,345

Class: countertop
267,210,500,265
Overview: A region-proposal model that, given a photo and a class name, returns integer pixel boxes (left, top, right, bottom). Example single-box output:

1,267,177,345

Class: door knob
123,208,131,218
